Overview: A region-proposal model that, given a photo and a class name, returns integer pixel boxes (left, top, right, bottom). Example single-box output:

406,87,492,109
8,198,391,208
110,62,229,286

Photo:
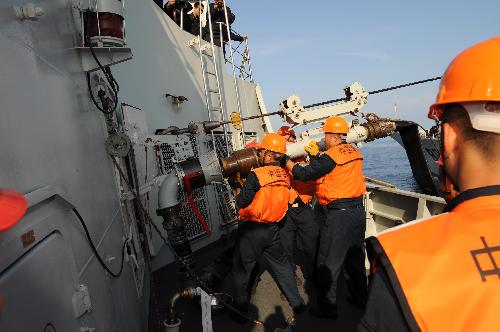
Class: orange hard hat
429,37,500,120
245,141,261,149
260,133,287,154
0,189,28,232
321,116,349,134
277,126,296,138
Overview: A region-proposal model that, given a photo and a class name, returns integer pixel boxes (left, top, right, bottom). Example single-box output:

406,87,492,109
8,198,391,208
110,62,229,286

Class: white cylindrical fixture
285,125,369,159
158,173,180,209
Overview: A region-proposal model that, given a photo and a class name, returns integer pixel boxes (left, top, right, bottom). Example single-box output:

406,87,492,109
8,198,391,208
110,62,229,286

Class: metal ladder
220,0,247,149
193,3,231,157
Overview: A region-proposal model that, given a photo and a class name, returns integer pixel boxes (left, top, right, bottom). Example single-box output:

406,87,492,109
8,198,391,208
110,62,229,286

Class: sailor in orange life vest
283,117,368,320
230,133,305,318
358,37,500,332
276,126,319,281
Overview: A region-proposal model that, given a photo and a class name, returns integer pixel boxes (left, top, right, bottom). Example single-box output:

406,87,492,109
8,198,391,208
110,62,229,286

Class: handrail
221,0,246,146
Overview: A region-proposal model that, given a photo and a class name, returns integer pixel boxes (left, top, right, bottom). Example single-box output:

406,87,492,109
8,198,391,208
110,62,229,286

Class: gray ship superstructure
0,1,445,331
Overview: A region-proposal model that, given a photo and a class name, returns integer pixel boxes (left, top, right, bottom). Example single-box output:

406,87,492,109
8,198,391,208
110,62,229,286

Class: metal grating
214,182,238,226
158,142,211,240
207,133,238,226
208,132,234,158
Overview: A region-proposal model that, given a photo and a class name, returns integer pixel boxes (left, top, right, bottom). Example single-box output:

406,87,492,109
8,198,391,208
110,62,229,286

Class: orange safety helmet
277,126,296,138
429,37,500,120
245,141,261,149
321,116,349,134
0,189,28,232
260,133,287,154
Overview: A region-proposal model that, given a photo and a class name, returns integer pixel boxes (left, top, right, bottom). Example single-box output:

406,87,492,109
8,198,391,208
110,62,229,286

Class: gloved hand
304,140,320,157
279,154,291,167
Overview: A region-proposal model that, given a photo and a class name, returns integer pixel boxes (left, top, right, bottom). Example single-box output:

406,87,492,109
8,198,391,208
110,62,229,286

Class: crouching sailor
230,133,304,321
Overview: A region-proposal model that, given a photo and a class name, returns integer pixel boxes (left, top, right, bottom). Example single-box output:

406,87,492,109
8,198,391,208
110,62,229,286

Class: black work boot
308,303,338,320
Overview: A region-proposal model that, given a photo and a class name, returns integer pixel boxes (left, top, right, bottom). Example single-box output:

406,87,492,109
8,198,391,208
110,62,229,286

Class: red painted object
0,189,28,232
183,172,212,236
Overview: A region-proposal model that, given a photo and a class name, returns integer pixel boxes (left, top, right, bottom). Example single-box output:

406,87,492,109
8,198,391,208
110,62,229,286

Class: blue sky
225,0,500,131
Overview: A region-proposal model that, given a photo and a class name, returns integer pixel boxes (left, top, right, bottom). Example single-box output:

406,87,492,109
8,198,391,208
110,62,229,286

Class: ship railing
199,0,251,150
219,0,245,142
210,21,254,82
227,27,254,82
217,0,247,143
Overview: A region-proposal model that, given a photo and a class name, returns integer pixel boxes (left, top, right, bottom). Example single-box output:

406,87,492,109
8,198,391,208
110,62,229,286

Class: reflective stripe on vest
373,194,500,332
238,165,291,223
315,144,366,206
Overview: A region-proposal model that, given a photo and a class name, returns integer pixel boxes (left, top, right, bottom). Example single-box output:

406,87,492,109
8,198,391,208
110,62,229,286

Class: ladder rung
202,52,213,58
205,71,216,76
207,89,219,93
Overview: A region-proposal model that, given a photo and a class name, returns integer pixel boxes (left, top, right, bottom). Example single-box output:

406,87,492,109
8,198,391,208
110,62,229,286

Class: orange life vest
238,165,291,223
290,179,315,204
289,156,315,204
371,190,500,332
315,144,366,206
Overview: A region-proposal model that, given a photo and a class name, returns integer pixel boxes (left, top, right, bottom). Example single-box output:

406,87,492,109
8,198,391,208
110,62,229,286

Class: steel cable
304,76,442,109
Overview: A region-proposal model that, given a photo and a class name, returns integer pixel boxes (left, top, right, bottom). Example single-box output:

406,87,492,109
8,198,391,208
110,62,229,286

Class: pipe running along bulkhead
156,158,211,286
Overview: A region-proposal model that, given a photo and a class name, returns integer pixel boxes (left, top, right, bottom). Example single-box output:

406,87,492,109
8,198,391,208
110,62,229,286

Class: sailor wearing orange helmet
231,133,304,319
359,37,500,332
284,117,367,320
277,125,297,143
276,126,319,282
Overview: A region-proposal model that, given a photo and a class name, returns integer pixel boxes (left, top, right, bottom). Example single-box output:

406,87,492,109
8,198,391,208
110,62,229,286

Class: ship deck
149,237,365,332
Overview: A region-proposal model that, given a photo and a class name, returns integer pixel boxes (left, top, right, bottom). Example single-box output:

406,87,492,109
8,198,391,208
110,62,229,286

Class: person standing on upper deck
206,0,247,55
184,2,205,37
284,116,368,320
163,0,191,27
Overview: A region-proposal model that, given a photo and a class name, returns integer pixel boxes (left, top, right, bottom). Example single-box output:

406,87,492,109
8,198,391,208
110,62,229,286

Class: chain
110,155,274,329
304,76,441,109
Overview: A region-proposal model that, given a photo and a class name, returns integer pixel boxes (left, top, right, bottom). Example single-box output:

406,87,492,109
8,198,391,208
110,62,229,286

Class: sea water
360,137,422,193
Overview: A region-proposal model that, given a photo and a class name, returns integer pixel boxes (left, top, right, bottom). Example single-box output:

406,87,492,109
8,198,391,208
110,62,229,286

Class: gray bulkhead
112,0,270,269
1,0,270,331
1,0,144,331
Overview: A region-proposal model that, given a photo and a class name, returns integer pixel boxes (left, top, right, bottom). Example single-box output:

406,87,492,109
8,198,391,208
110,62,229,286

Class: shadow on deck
149,238,365,332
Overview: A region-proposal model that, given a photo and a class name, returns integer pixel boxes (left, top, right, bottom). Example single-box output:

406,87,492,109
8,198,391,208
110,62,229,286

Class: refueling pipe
156,160,209,284
165,287,199,331
157,172,196,286
220,120,399,177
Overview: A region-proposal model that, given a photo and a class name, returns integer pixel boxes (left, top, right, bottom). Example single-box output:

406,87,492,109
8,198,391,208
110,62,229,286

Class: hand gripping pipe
220,120,398,177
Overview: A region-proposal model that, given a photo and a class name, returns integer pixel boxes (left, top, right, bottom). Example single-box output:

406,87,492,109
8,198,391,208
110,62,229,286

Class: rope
304,76,441,109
